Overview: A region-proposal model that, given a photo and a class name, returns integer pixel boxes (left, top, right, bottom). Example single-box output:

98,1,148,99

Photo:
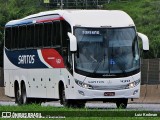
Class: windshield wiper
92,40,106,74
93,59,102,74
92,51,106,74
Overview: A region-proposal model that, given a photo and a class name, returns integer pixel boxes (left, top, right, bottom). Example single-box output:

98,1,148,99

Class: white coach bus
4,10,149,108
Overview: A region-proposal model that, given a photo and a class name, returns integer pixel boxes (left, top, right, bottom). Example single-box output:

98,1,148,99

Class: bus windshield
74,27,140,77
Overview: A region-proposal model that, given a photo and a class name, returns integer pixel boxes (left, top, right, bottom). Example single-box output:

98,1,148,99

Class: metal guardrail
43,0,108,9
141,59,160,85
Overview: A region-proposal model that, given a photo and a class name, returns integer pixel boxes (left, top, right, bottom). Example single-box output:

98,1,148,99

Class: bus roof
5,10,135,28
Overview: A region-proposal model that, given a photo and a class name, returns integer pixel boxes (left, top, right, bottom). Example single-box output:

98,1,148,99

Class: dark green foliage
106,0,160,58
0,0,46,67
0,0,46,27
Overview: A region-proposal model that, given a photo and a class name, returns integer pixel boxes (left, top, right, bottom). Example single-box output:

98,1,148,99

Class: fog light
133,89,138,95
78,90,85,96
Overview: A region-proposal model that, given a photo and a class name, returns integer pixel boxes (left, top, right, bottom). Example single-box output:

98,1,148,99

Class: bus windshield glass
74,27,140,77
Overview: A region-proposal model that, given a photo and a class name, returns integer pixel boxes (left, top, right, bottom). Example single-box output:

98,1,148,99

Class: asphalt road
0,101,160,111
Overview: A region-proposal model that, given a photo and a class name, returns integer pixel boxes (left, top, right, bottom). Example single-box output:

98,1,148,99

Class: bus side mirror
68,32,77,52
137,32,149,51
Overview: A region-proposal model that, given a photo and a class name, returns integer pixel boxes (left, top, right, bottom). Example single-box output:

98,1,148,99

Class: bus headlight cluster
126,79,140,89
75,79,93,89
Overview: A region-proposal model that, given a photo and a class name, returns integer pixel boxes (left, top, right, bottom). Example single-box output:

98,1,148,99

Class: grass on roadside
0,104,159,120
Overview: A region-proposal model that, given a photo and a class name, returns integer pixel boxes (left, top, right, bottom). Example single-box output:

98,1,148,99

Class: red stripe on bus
36,17,64,23
41,48,65,68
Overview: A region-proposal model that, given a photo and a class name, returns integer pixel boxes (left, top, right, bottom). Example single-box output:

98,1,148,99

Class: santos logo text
18,55,35,64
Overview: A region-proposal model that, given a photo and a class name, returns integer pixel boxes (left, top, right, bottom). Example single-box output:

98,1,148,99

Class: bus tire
59,85,71,107
59,85,85,108
15,85,22,105
21,83,29,104
116,98,128,109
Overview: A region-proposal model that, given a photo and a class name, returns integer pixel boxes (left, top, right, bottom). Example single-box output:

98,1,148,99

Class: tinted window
26,25,35,48
5,18,63,50
43,21,61,47
5,27,12,49
44,22,52,47
12,27,18,49
19,26,26,48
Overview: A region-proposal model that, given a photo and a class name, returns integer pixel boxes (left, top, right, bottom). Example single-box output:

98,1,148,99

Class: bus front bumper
69,85,140,100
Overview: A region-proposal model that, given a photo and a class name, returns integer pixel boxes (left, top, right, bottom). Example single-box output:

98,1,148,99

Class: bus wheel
15,86,22,105
60,86,71,107
116,98,128,109
21,83,28,104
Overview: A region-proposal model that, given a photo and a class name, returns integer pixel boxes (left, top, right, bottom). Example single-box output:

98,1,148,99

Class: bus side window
18,26,22,49
43,21,61,48
39,23,44,47
35,24,39,47
22,26,26,48
26,25,31,48
61,21,71,64
51,22,54,47
49,21,61,48
35,23,44,48
43,23,47,47
5,27,12,49
17,26,20,49
27,25,35,48
26,25,34,48
67,42,73,73
51,22,56,46
12,27,18,49
61,21,72,68
47,22,52,47
55,21,61,46
19,26,26,49
26,25,30,48
43,22,52,47
61,21,71,48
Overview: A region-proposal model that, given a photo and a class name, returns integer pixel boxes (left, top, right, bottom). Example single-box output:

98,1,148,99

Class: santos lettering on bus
18,55,35,64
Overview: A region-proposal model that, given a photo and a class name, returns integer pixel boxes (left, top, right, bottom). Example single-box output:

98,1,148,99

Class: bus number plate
104,92,115,96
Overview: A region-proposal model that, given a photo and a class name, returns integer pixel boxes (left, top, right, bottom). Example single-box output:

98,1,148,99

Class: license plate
104,92,115,96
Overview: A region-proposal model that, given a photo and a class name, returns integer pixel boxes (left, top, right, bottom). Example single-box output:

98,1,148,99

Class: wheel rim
22,85,27,104
16,89,21,104
62,89,66,104
116,99,128,109
22,91,26,104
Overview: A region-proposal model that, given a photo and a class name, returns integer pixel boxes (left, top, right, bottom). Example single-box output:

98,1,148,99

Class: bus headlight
126,79,140,89
75,79,93,89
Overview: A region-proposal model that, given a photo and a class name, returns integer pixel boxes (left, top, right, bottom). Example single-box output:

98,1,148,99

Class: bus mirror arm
137,32,149,51
67,32,77,52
